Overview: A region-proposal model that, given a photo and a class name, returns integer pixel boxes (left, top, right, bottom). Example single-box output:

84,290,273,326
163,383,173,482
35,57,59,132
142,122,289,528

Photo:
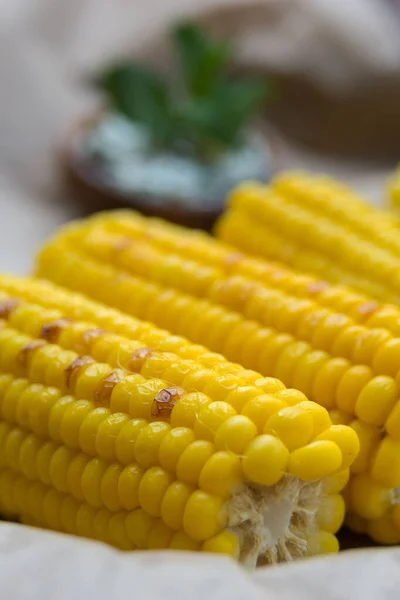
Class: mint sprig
99,23,273,160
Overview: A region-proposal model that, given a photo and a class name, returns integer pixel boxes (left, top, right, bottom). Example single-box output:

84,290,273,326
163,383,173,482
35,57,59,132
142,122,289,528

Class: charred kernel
40,318,72,343
151,387,185,419
94,370,125,407
17,340,47,369
0,298,20,318
129,348,153,372
64,356,95,390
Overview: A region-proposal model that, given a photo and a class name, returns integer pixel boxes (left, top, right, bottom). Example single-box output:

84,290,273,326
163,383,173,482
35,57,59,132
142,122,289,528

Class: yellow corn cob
35,213,400,543
0,276,355,564
216,173,400,303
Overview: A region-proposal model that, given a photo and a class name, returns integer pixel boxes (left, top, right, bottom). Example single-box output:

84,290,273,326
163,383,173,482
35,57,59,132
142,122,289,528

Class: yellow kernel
118,464,143,510
169,531,200,551
67,453,90,501
183,490,227,542
138,467,173,517
109,511,133,550
274,341,310,387
345,513,368,534
130,379,170,420
355,376,398,426
147,520,174,549
43,349,77,392
101,463,123,512
194,401,236,441
158,427,195,472
349,419,380,474
126,508,154,548
19,434,41,479
5,427,25,471
60,496,80,534
29,387,61,438
92,508,112,543
316,425,359,469
224,386,259,412
241,395,286,433
181,369,214,394
134,422,171,469
292,350,329,399
296,401,331,436
288,441,342,481
317,531,339,554
60,400,94,449
176,440,215,485
2,379,29,423
49,446,76,493
109,374,145,414
385,400,400,439
48,396,75,443
352,328,391,365
257,333,293,374
79,407,110,456
81,458,108,508
367,513,400,545
161,481,193,530
274,388,308,406
265,405,314,451
199,451,242,498
242,434,289,485
95,413,130,461
75,363,111,400
76,504,96,539
370,436,400,487
349,474,392,520
114,419,147,465
36,441,58,486
312,358,350,409
202,374,244,403
335,365,373,415
329,409,352,425
254,376,285,394
42,489,63,531
323,468,350,494
316,493,345,534
373,338,400,376
312,314,352,352
214,415,257,454
170,392,211,428
203,530,240,559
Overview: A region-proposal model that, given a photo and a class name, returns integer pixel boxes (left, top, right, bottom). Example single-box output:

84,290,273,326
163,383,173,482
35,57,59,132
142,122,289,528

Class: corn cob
35,213,400,543
216,173,400,303
0,276,355,564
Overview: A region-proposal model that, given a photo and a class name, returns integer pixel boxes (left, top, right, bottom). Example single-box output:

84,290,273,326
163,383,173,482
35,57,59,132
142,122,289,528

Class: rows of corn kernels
1,169,400,565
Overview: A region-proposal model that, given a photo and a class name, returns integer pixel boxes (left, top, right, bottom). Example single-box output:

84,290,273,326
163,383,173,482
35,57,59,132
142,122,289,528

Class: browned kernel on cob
35,215,400,543
0,276,355,563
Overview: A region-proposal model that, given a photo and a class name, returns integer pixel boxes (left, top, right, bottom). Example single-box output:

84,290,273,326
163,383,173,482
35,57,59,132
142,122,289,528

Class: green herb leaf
100,63,175,145
173,23,231,97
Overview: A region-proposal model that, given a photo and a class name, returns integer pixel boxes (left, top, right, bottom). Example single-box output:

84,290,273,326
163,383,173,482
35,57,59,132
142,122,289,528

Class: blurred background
1,0,400,272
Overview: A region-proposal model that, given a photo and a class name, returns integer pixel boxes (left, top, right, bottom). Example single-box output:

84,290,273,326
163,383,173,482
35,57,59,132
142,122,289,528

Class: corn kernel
288,441,342,481
349,474,392,520
242,435,289,485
